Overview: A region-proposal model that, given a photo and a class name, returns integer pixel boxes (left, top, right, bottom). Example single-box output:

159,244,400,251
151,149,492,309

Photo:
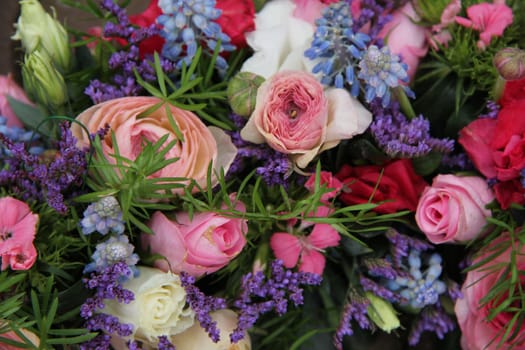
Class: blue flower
157,0,235,70
80,196,125,235
304,2,370,96
84,235,139,274
358,45,412,107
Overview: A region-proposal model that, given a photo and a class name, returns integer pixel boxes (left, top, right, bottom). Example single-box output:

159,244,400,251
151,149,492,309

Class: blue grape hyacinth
304,2,370,96
157,0,235,70
80,196,125,235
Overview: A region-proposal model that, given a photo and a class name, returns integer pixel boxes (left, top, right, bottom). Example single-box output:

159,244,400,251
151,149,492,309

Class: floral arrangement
1,0,525,349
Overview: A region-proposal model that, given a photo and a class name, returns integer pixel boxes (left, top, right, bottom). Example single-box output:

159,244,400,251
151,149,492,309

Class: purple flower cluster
230,260,322,343
227,114,292,187
369,101,454,158
408,306,455,346
0,123,88,214
350,0,396,40
80,261,135,349
385,228,433,269
333,290,371,350
180,272,228,343
85,0,174,103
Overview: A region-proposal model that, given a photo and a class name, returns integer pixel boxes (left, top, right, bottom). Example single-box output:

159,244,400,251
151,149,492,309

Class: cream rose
240,70,372,168
105,266,195,347
171,309,251,350
71,96,237,193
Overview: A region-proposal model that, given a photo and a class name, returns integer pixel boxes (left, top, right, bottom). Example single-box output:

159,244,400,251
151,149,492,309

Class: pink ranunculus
0,322,40,349
270,206,340,275
240,70,371,169
455,233,525,349
415,174,494,244
0,197,39,271
0,73,34,128
455,2,513,49
304,171,343,203
378,2,429,81
71,96,237,194
143,199,248,277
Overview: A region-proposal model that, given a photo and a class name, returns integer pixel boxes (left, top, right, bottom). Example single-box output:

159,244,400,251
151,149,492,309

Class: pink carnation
0,197,39,271
455,2,513,49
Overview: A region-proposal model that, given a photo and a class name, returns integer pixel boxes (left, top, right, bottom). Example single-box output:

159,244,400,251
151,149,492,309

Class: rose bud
227,72,265,117
494,47,525,81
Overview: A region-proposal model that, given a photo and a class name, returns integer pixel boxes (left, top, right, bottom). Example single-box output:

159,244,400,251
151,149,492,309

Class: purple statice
85,0,175,103
363,258,397,280
358,45,412,107
180,272,227,343
0,116,44,160
81,196,125,235
80,262,135,349
360,276,400,303
446,280,463,302
440,152,473,171
304,2,370,95
84,235,139,274
157,335,176,350
0,122,88,214
230,260,322,343
479,100,499,118
333,290,371,350
369,101,454,158
227,114,293,187
408,306,456,346
157,0,235,71
349,0,397,39
385,228,433,269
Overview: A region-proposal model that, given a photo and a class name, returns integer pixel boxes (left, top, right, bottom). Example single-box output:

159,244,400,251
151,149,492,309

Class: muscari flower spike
385,250,447,309
304,1,371,96
358,45,413,107
84,235,139,274
80,196,125,235
157,0,235,71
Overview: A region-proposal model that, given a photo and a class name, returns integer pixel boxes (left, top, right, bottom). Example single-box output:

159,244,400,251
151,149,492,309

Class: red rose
215,0,255,48
335,159,428,214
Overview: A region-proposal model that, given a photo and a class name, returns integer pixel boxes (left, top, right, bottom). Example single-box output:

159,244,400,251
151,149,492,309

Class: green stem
393,86,416,119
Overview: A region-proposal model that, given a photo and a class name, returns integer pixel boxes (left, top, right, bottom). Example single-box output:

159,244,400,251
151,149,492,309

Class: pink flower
455,2,513,49
270,206,340,275
378,2,429,81
455,233,525,349
0,322,40,349
0,74,34,128
0,197,39,271
292,0,337,24
429,0,461,49
142,198,248,277
71,96,237,194
240,70,371,168
415,174,494,244
304,171,343,202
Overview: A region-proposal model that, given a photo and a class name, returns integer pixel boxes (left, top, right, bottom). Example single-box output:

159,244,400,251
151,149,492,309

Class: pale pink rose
270,206,340,275
142,199,248,277
0,197,39,271
0,322,40,349
304,171,342,202
455,2,513,49
415,174,494,244
240,70,371,168
0,74,34,128
71,96,237,193
455,233,525,349
378,2,429,81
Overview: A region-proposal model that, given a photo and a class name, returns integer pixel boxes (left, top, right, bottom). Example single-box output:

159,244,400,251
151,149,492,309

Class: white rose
105,267,195,348
171,309,251,350
240,0,317,78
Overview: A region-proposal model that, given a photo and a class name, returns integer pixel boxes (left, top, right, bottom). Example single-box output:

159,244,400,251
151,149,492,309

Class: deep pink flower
292,0,337,24
455,2,513,49
0,74,34,128
0,197,39,271
304,171,343,203
270,206,340,275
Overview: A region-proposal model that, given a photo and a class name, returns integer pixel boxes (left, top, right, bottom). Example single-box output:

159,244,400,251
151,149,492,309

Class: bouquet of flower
1,0,525,349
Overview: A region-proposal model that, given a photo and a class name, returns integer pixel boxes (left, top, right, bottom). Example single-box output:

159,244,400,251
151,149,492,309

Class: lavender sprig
408,306,456,346
230,260,322,343
333,290,372,350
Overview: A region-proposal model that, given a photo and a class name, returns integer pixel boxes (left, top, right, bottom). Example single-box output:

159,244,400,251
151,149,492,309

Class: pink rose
304,171,343,202
415,174,494,244
71,96,237,193
455,233,525,349
378,2,429,81
0,197,39,271
455,2,513,49
0,73,34,128
240,70,371,168
142,199,248,277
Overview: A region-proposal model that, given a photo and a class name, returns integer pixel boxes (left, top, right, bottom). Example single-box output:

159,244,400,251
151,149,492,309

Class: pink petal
298,249,325,275
270,233,301,268
307,223,341,249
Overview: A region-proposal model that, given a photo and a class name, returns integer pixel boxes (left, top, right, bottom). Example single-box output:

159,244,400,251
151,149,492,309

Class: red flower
128,1,164,56
459,80,525,209
335,159,428,214
215,0,255,48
